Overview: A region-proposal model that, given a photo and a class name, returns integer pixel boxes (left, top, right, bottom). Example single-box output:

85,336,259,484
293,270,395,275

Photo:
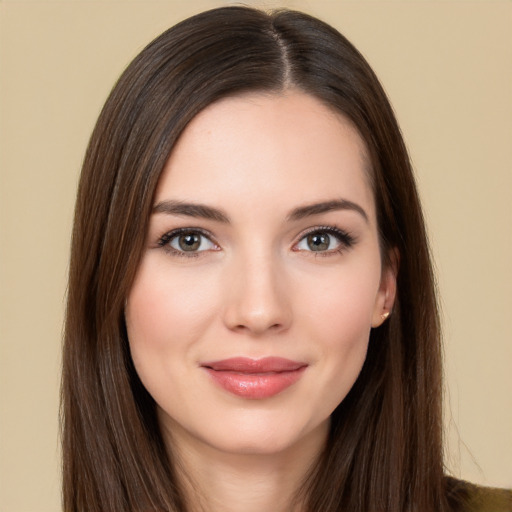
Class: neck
163,422,328,512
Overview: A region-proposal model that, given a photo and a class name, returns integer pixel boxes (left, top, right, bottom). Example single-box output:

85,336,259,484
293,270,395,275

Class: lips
201,357,307,399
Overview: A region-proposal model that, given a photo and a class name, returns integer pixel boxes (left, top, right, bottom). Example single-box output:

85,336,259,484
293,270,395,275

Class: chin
165,410,330,460
212,430,302,456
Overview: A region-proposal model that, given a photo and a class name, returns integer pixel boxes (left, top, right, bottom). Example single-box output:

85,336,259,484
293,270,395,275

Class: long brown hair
63,6,457,511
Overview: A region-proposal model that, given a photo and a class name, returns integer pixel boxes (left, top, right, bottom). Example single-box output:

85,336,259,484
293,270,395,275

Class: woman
62,6,511,512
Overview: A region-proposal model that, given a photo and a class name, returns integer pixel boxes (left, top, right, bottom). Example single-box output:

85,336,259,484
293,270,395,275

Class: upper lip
201,357,307,373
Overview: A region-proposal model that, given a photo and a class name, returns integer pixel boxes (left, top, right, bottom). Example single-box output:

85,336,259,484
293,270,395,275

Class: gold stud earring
381,311,390,321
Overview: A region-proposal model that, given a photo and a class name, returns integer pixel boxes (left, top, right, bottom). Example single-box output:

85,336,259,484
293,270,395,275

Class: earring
381,311,390,321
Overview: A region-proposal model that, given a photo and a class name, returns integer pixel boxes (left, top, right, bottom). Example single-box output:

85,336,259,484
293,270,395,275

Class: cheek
301,259,381,339
124,257,219,385
128,258,216,336
315,290,372,378
297,260,381,403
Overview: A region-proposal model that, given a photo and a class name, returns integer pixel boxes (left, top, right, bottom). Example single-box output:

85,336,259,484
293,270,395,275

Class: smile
201,357,308,399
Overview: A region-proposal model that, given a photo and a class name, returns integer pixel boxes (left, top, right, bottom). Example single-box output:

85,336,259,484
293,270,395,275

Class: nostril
229,320,286,335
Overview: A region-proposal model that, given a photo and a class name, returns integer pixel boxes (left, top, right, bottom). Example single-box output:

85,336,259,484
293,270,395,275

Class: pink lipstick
201,357,307,399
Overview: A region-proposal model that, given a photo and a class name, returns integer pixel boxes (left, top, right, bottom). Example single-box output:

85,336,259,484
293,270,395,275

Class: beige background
0,0,511,510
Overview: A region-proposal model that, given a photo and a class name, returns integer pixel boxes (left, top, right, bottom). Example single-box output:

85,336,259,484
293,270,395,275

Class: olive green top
466,485,512,512
447,478,512,512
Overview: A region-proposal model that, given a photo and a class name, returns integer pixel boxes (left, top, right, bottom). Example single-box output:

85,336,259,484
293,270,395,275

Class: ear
371,248,399,328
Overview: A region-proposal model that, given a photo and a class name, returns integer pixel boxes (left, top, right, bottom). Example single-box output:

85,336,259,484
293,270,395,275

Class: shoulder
465,485,512,512
445,477,512,512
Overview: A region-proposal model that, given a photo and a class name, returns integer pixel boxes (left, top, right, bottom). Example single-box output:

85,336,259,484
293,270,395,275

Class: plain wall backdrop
0,1,511,510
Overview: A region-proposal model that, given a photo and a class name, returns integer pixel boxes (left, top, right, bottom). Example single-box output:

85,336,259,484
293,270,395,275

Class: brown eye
307,232,330,251
295,227,355,254
159,229,217,255
178,233,201,251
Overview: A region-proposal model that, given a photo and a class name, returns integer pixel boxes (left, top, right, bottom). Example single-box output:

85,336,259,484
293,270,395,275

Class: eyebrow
287,199,369,223
152,200,231,223
152,198,368,224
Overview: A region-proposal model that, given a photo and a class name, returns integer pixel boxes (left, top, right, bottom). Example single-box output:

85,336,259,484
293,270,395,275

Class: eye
295,227,355,254
158,229,218,256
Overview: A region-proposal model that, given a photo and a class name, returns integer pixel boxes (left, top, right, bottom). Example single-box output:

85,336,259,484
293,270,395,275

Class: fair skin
125,90,396,512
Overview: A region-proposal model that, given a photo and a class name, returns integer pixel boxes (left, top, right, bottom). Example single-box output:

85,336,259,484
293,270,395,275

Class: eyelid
155,224,356,257
293,225,356,253
157,227,220,257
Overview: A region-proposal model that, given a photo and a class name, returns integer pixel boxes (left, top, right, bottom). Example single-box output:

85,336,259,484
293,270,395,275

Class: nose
222,252,292,336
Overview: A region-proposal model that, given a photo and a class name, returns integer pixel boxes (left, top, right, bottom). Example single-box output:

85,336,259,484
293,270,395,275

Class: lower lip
204,367,306,399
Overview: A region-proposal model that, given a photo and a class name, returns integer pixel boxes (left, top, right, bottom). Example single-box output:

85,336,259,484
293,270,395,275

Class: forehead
156,91,375,220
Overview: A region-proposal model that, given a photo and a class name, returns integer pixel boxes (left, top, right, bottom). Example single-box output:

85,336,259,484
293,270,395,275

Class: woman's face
125,91,395,457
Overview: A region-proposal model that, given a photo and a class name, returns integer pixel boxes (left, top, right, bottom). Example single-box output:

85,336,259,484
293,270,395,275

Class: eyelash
156,225,356,258
157,227,218,258
295,225,356,256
